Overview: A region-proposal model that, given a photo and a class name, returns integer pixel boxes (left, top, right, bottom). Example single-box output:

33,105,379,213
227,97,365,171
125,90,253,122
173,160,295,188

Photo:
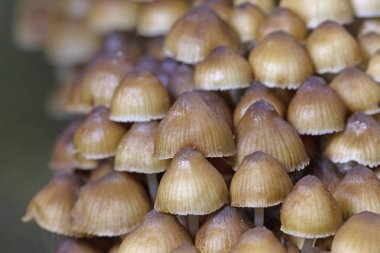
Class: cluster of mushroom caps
16,0,380,252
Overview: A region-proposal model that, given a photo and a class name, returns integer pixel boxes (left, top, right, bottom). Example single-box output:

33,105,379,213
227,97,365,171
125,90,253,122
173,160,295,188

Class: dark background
0,0,64,252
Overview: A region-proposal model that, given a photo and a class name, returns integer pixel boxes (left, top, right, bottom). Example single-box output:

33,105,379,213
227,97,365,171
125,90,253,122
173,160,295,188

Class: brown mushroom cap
119,211,192,253
155,148,229,215
280,176,343,239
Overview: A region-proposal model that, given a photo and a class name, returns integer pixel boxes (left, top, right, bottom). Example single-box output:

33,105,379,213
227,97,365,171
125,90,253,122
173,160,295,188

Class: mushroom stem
254,207,265,226
188,215,199,238
146,173,158,201
302,238,315,251
229,89,243,105
177,215,188,229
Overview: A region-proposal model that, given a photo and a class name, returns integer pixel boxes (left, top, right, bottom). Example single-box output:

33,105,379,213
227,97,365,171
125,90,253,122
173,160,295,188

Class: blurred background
0,0,63,252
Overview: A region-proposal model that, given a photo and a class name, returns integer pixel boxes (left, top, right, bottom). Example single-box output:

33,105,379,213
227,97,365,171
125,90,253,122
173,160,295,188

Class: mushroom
22,173,83,237
195,205,250,253
333,165,380,219
230,151,293,226
248,31,314,89
114,122,170,200
73,106,126,159
306,21,362,74
367,50,380,82
71,171,151,236
119,211,192,253
164,5,240,64
329,68,380,115
155,148,229,237
258,7,306,42
231,227,287,253
280,0,353,29
137,0,189,37
287,76,347,135
325,113,380,167
236,100,309,172
331,211,380,253
280,176,343,250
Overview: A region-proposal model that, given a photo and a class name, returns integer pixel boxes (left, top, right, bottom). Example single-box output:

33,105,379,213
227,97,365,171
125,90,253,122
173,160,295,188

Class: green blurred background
0,0,64,252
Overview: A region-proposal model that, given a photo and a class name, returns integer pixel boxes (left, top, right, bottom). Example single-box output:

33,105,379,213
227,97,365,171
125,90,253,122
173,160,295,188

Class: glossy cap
306,21,362,74
194,46,253,90
236,100,309,172
231,227,287,253
333,165,380,219
280,0,353,29
23,173,82,236
155,148,229,215
330,68,380,115
154,91,236,159
231,152,293,208
71,172,151,236
164,6,240,64
249,32,313,89
287,76,347,135
137,0,189,37
280,176,343,238
331,211,380,253
73,107,126,159
325,113,380,167
115,122,170,173
110,71,171,122
119,211,192,253
195,206,250,253
233,82,285,125
229,3,265,43
258,7,306,42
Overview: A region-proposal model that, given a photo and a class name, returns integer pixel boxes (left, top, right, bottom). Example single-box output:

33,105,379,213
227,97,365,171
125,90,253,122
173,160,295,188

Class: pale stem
177,215,188,230
254,207,264,227
188,215,199,238
146,173,158,201
302,238,315,251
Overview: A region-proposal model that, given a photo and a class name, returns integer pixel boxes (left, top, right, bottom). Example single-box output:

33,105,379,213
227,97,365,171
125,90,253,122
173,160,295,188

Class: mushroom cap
164,6,240,64
306,21,362,74
280,176,343,239
194,46,253,91
195,206,250,253
115,122,170,173
119,211,192,253
154,91,236,159
155,148,229,215
71,172,151,236
280,0,353,29
325,112,380,167
230,227,287,253
230,151,293,208
54,239,103,253
287,76,347,135
23,173,82,237
330,67,380,115
249,31,313,89
333,165,380,219
331,211,380,253
236,100,309,172
110,71,171,123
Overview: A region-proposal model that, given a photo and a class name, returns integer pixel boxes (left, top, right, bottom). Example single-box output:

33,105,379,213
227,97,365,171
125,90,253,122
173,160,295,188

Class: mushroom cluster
16,0,380,252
